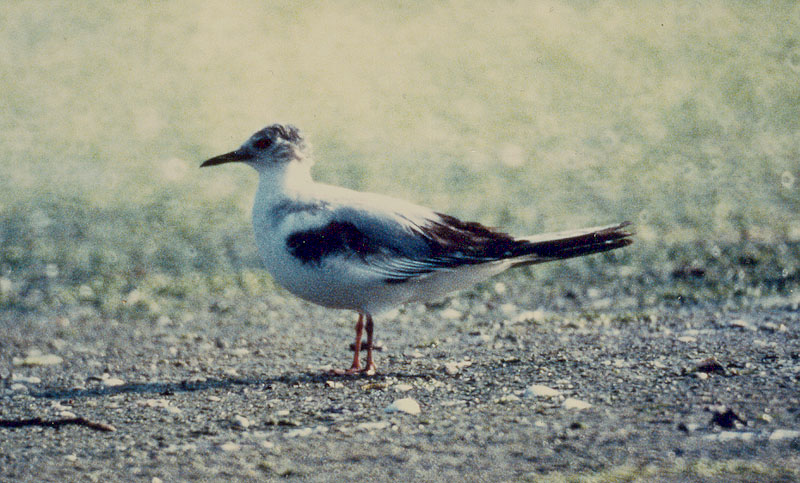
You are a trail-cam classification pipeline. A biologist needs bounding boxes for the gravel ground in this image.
[2,272,800,482]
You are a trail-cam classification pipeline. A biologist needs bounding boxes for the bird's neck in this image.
[254,161,314,206]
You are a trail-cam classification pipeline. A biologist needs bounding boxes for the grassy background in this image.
[2,1,799,314]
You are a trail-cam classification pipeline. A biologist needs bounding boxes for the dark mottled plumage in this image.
[286,220,381,264]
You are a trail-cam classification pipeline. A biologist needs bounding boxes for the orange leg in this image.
[363,313,376,374]
[345,313,365,374]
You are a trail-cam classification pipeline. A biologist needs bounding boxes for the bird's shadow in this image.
[28,370,433,400]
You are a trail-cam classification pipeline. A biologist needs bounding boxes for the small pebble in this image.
[440,308,462,320]
[443,360,472,375]
[394,383,413,392]
[13,352,63,367]
[729,319,756,331]
[385,397,421,415]
[563,398,592,410]
[769,429,800,441]
[512,310,546,323]
[219,442,240,452]
[524,385,561,398]
[11,375,41,384]
[444,362,460,375]
[678,422,700,433]
[703,431,754,442]
[232,415,252,429]
[164,405,183,415]
[102,376,125,387]
[0,277,13,295]
[497,394,521,404]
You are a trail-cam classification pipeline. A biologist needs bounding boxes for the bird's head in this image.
[201,124,309,171]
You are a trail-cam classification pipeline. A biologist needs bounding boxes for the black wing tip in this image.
[592,221,635,245]
[513,220,634,265]
[601,221,634,235]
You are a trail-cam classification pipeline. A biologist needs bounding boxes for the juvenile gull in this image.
[201,124,633,374]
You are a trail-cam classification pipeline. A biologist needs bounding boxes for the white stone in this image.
[232,415,252,429]
[0,277,13,295]
[524,385,561,398]
[11,375,41,384]
[285,427,313,438]
[497,394,521,403]
[769,429,800,441]
[219,442,240,452]
[13,353,63,366]
[385,397,421,415]
[164,405,182,415]
[563,398,592,410]
[102,376,125,387]
[441,308,462,320]
[729,319,756,331]
[704,432,754,442]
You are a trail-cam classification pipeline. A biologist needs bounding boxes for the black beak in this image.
[200,149,253,167]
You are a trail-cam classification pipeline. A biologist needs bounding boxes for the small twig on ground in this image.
[0,416,116,432]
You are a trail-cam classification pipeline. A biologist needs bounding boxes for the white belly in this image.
[255,227,510,314]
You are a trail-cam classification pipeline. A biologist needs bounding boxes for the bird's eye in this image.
[254,137,273,149]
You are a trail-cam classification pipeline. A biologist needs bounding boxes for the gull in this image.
[201,124,633,375]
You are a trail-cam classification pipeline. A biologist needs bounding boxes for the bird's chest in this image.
[251,203,352,307]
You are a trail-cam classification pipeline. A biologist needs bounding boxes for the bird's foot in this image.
[327,363,377,377]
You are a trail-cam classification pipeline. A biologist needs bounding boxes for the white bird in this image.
[201,124,633,375]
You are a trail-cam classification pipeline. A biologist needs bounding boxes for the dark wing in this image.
[285,203,532,282]
[282,186,633,283]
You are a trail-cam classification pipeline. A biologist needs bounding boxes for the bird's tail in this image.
[512,221,633,267]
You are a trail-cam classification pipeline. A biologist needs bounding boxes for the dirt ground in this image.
[1,263,799,483]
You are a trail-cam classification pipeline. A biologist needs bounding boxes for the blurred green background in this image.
[2,1,799,314]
